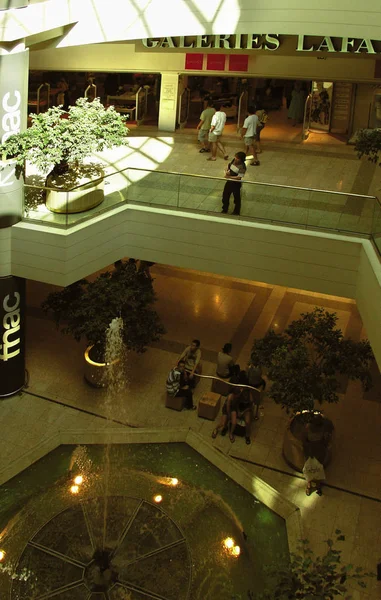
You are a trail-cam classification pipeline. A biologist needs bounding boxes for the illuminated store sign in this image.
[142,34,381,54]
[0,276,25,397]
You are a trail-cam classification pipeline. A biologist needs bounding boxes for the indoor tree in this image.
[0,97,129,181]
[354,128,381,166]
[250,307,373,413]
[249,531,374,600]
[41,261,165,360]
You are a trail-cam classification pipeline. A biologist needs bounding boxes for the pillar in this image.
[0,43,29,397]
[158,72,179,132]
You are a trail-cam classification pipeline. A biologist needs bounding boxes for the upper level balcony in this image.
[7,131,381,364]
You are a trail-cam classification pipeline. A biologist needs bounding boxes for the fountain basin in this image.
[0,437,291,599]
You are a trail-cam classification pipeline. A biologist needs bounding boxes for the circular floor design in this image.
[11,495,192,600]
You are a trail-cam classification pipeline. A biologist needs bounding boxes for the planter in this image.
[282,412,334,472]
[84,345,120,388]
[46,165,105,214]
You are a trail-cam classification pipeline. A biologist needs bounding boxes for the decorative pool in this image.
[0,442,288,599]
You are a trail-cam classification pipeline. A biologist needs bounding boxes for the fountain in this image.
[0,319,289,599]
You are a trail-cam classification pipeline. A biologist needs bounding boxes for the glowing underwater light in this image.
[153,495,163,503]
[223,537,234,549]
[74,475,83,485]
[70,485,79,495]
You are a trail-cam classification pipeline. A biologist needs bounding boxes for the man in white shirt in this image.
[241,106,260,166]
[207,104,229,161]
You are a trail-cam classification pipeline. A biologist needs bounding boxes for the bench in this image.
[198,392,221,421]
[165,393,185,411]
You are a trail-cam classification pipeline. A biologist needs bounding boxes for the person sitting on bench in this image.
[166,360,195,410]
[177,339,202,387]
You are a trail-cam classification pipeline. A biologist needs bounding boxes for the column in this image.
[158,72,179,132]
[0,43,29,397]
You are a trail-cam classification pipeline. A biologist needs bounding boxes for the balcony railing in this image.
[23,166,381,255]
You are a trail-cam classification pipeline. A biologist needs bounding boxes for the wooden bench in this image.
[165,393,185,411]
[198,392,221,421]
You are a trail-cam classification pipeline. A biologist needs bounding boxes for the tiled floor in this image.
[24,124,381,242]
[1,265,380,597]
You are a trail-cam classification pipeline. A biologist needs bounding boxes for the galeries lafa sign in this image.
[142,34,381,54]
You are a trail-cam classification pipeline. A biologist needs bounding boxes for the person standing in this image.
[255,105,268,154]
[197,100,215,153]
[221,152,246,215]
[288,82,305,126]
[207,104,229,161]
[241,106,260,166]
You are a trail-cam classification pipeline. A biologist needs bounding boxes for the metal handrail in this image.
[185,369,262,393]
[25,163,376,199]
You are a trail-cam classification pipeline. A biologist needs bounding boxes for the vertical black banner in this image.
[0,276,25,397]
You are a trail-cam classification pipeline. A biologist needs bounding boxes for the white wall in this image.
[3,0,381,45]
[11,206,381,364]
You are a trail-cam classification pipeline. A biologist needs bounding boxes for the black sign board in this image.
[0,276,25,397]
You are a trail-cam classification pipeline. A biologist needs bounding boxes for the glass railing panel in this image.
[305,190,374,234]
[21,166,379,256]
[372,198,381,255]
[242,181,310,225]
[24,183,70,227]
[178,173,223,212]
[126,168,180,208]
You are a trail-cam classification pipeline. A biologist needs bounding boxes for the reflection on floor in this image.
[1,265,380,598]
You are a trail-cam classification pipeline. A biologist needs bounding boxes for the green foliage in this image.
[41,262,165,353]
[354,128,381,165]
[251,532,374,600]
[251,307,373,412]
[0,97,129,174]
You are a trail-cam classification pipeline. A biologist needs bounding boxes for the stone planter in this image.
[46,165,104,214]
[282,412,334,472]
[84,345,119,388]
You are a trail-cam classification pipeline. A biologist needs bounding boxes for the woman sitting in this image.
[212,387,242,443]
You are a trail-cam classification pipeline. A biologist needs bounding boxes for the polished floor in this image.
[1,264,380,599]
[24,115,381,247]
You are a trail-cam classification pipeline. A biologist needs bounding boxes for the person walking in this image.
[197,99,215,153]
[302,449,325,496]
[221,152,246,215]
[207,104,229,161]
[241,106,260,166]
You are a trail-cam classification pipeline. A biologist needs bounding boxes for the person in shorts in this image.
[207,104,228,161]
[241,106,260,166]
[197,99,215,153]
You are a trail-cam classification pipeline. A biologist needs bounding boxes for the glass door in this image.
[302,93,312,140]
[237,89,248,132]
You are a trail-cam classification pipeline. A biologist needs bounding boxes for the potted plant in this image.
[354,128,381,165]
[250,307,373,470]
[249,531,374,599]
[41,261,165,387]
[0,97,129,214]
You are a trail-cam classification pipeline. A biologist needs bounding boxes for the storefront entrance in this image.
[182,75,355,145]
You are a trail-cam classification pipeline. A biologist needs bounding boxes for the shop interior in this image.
[27,71,161,125]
